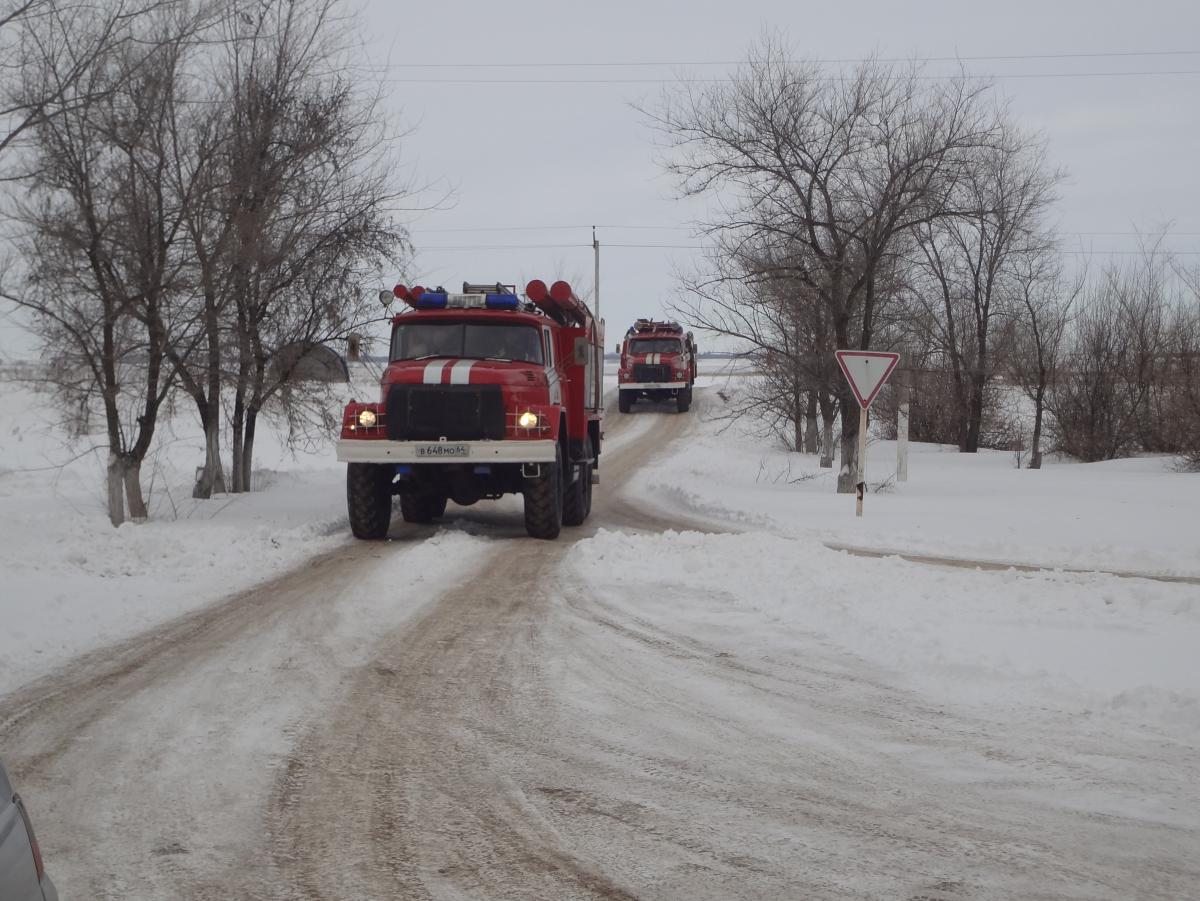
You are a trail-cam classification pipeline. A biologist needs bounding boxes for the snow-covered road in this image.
[2,390,1197,899]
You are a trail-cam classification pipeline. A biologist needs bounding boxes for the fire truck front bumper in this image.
[620,381,689,391]
[337,438,558,464]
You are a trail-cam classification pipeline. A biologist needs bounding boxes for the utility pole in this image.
[592,225,600,323]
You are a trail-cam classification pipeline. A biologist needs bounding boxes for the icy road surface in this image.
[2,392,1197,899]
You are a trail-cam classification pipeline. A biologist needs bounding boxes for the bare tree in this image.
[1048,248,1173,462]
[1172,265,1200,470]
[645,36,1003,491]
[0,0,166,160]
[913,124,1062,452]
[212,0,408,491]
[673,245,842,463]
[1011,251,1079,468]
[6,7,201,524]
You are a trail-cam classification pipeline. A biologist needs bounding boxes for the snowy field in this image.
[577,377,1200,774]
[628,377,1200,579]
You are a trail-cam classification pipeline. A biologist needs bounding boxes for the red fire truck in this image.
[617,319,697,413]
[337,279,604,540]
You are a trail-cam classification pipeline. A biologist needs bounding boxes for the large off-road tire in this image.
[523,444,563,539]
[400,492,447,524]
[676,386,692,413]
[346,463,393,540]
[562,437,593,527]
[618,390,633,413]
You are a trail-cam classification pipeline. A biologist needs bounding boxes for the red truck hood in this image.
[381,359,546,395]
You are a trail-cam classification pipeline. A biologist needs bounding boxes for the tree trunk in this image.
[124,458,148,522]
[231,385,246,493]
[790,375,804,453]
[1029,383,1045,469]
[818,391,836,468]
[964,370,986,453]
[837,388,858,492]
[230,316,253,492]
[192,404,226,499]
[804,391,819,454]
[106,451,125,527]
[240,406,258,491]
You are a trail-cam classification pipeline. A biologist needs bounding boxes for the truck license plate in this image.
[415,443,470,458]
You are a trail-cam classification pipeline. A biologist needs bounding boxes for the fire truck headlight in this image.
[357,409,378,428]
[517,410,539,429]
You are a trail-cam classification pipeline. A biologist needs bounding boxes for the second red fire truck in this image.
[617,319,697,413]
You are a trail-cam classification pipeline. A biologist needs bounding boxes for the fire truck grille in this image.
[633,363,672,382]
[385,385,506,441]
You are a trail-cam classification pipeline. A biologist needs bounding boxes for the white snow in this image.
[570,529,1200,744]
[2,360,1198,896]
[0,371,368,694]
[624,381,1200,579]
[4,364,1199,760]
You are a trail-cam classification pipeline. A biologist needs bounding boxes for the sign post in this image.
[834,350,901,517]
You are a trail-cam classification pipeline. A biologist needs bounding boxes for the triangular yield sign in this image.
[835,350,900,409]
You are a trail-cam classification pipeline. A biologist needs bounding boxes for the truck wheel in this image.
[400,492,447,524]
[523,445,563,539]
[347,463,393,539]
[676,387,692,413]
[618,390,632,413]
[562,438,593,527]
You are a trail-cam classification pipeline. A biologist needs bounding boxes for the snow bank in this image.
[627,384,1200,578]
[572,529,1200,739]
[0,372,378,696]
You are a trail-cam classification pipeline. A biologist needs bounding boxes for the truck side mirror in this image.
[378,289,393,309]
[614,344,620,355]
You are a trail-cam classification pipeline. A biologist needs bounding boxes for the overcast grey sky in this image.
[1,1,1196,358]
[359,0,1200,348]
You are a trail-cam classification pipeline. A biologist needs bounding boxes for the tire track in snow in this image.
[262,399,694,900]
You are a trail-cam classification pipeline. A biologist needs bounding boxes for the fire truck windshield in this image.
[630,338,681,355]
[391,321,544,364]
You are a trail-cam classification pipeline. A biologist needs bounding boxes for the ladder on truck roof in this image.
[462,282,517,295]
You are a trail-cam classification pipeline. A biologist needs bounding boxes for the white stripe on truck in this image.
[449,360,475,385]
[423,360,448,384]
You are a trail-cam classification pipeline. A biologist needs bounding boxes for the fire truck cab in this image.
[337,279,604,540]
[617,319,697,413]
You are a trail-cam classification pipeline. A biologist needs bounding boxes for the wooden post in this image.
[897,383,909,482]
[855,406,867,517]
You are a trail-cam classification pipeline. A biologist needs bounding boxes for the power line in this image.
[384,70,1200,85]
[418,243,695,251]
[409,224,689,234]
[416,242,1200,255]
[378,49,1200,69]
[411,224,1200,239]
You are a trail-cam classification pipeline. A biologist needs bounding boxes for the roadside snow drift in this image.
[571,529,1200,740]
[628,385,1200,579]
